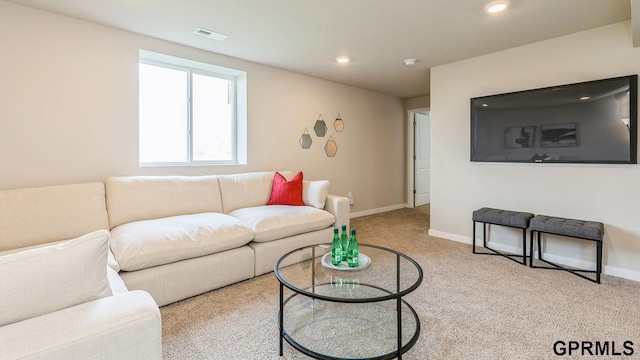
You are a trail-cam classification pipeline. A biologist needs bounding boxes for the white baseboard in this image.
[350,204,406,219]
[428,229,470,244]
[428,229,640,283]
[604,265,640,282]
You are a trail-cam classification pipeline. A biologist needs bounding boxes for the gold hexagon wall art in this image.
[313,115,328,137]
[325,136,338,157]
[334,113,344,132]
[299,128,312,149]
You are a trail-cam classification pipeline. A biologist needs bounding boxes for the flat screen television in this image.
[470,75,637,164]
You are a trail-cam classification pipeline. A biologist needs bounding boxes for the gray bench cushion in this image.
[472,207,534,229]
[530,215,604,241]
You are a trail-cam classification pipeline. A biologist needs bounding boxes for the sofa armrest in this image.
[325,194,350,230]
[0,290,161,360]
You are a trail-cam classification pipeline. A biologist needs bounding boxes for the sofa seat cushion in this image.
[229,205,335,243]
[110,213,255,271]
[107,267,129,294]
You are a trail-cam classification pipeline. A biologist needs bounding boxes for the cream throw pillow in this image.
[0,230,112,327]
[302,180,330,209]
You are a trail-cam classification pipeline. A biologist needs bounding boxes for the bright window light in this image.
[139,64,189,163]
[138,51,246,166]
[192,73,234,161]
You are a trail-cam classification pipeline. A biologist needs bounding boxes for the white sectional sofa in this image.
[0,171,348,359]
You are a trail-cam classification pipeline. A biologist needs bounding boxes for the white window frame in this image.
[138,50,247,166]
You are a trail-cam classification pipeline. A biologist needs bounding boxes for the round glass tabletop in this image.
[275,243,423,303]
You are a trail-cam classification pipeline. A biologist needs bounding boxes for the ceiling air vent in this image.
[194,27,228,41]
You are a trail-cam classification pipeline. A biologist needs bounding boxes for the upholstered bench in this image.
[529,215,604,283]
[472,207,534,266]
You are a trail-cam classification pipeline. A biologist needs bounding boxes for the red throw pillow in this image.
[267,171,304,206]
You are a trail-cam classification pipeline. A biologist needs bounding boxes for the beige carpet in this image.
[161,206,640,359]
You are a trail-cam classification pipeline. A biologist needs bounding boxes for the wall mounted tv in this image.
[470,75,637,164]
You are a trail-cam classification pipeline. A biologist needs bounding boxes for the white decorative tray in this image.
[321,252,371,271]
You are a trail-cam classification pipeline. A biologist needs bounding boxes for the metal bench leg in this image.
[529,230,535,268]
[596,240,602,284]
[537,231,543,262]
[521,228,527,266]
[483,222,487,247]
[472,221,477,253]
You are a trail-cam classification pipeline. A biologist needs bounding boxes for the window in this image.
[138,50,247,166]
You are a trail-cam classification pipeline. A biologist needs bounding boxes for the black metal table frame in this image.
[274,244,424,360]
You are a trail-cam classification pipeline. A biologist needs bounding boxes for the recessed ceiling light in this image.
[404,58,416,66]
[484,0,510,14]
[336,56,350,64]
[194,27,228,41]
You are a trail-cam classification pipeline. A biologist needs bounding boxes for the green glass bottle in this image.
[340,225,349,258]
[347,228,359,268]
[331,228,342,266]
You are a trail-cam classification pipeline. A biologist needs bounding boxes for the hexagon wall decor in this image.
[314,115,328,137]
[325,136,338,157]
[334,113,344,132]
[299,128,312,149]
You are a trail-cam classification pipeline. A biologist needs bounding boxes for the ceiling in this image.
[7,0,637,98]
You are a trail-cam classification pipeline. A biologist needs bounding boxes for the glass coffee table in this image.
[274,243,423,360]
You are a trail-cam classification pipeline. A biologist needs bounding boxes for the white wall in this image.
[0,1,406,215]
[430,21,640,281]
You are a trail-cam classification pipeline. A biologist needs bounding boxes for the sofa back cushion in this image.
[218,171,292,213]
[0,230,112,327]
[105,175,223,228]
[0,183,109,251]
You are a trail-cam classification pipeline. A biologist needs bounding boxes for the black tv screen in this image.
[470,75,637,164]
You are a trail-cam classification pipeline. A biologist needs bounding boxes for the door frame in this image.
[406,107,430,208]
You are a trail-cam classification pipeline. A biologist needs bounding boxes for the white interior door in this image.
[414,112,430,206]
